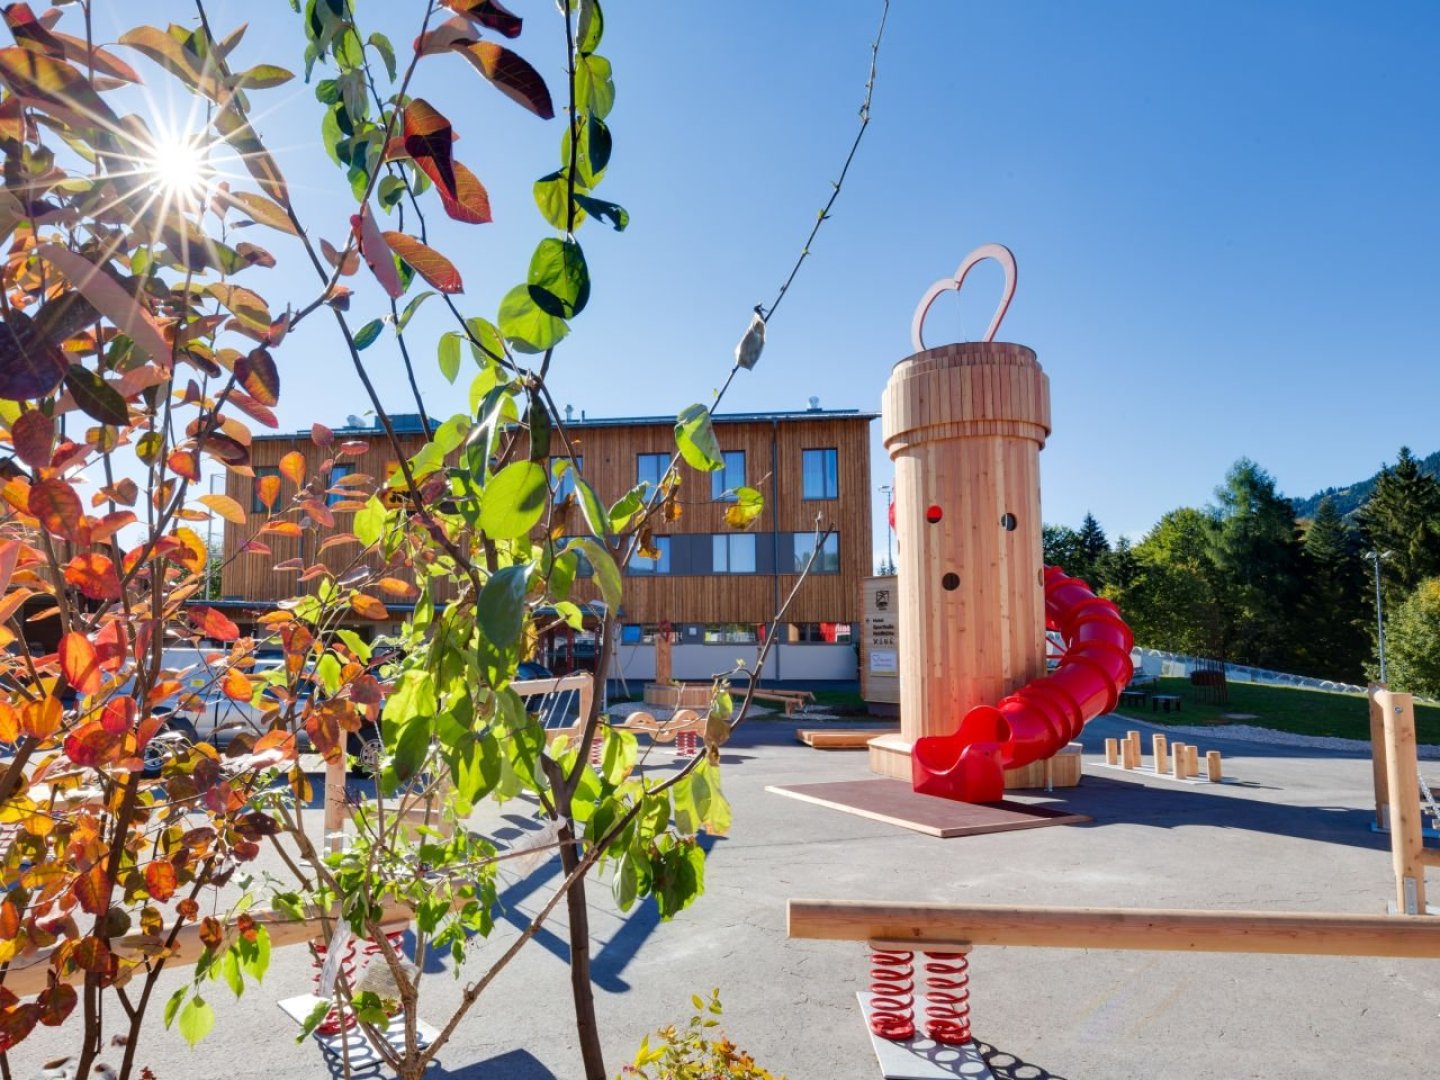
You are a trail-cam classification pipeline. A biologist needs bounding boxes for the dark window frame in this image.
[801,448,839,500]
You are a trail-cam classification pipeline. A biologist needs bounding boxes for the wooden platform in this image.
[765,779,1089,838]
[797,727,898,749]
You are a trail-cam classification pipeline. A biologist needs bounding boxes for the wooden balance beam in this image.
[787,899,1440,958]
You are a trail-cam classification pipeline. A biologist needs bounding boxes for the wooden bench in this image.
[1151,694,1182,714]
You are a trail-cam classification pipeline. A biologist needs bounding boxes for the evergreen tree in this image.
[1294,496,1370,681]
[1099,535,1139,593]
[1355,446,1440,609]
[1073,512,1111,587]
[1208,458,1305,668]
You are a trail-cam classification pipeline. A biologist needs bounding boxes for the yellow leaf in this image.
[279,450,306,486]
[198,492,246,525]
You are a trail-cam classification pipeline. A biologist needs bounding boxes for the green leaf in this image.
[675,404,723,472]
[353,318,383,350]
[64,365,129,426]
[600,726,637,785]
[533,169,580,231]
[164,986,187,1028]
[671,775,700,836]
[572,193,628,231]
[570,538,620,609]
[612,849,637,912]
[295,998,331,1043]
[575,477,610,538]
[221,949,244,998]
[478,564,529,647]
[397,290,435,333]
[177,994,215,1046]
[383,670,437,728]
[354,495,387,548]
[337,629,372,663]
[723,486,765,529]
[608,487,645,532]
[438,331,462,383]
[479,461,547,539]
[554,599,584,630]
[390,713,432,786]
[498,283,568,354]
[378,173,406,209]
[368,32,397,81]
[575,53,614,118]
[316,651,341,695]
[529,398,551,461]
[577,0,604,54]
[526,238,589,319]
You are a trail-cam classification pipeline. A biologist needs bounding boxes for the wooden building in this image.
[215,407,874,678]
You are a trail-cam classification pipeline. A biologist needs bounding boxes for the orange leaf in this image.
[253,729,296,760]
[376,577,419,599]
[199,915,223,951]
[256,473,281,511]
[64,552,121,601]
[402,99,492,224]
[20,695,62,739]
[10,409,54,468]
[0,701,17,742]
[34,244,170,363]
[350,594,389,620]
[73,863,110,916]
[199,492,246,525]
[381,231,464,294]
[235,346,279,406]
[0,898,17,940]
[260,520,302,537]
[0,587,32,625]
[100,696,135,735]
[172,526,208,573]
[27,477,82,539]
[59,631,100,695]
[454,41,553,119]
[144,860,177,903]
[222,668,252,701]
[167,448,200,482]
[352,202,402,298]
[190,606,239,642]
[279,450,306,486]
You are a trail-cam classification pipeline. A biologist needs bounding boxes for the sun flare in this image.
[145,133,213,200]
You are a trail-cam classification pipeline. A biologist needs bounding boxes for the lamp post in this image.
[1367,549,1389,683]
[879,484,894,574]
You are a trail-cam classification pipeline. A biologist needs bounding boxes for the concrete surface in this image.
[11,712,1440,1079]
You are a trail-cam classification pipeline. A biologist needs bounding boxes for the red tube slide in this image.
[912,566,1134,803]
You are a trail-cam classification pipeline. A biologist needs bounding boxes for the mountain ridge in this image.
[1291,448,1440,519]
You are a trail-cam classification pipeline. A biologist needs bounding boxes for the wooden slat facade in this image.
[219,411,874,628]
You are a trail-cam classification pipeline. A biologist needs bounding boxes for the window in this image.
[802,448,839,500]
[252,466,279,513]
[792,532,840,574]
[702,623,759,645]
[327,462,355,506]
[787,622,855,643]
[630,536,671,575]
[637,452,668,494]
[712,533,756,574]
[711,450,745,501]
[553,456,583,501]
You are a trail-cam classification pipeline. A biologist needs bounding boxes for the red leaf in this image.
[60,631,101,694]
[312,422,334,447]
[227,389,279,429]
[63,721,119,767]
[442,0,522,38]
[100,696,135,735]
[94,619,128,672]
[402,100,492,224]
[27,477,83,539]
[144,860,177,902]
[352,203,402,298]
[10,408,54,468]
[1,5,64,59]
[199,915,223,951]
[381,231,464,294]
[190,606,240,642]
[0,1003,39,1051]
[454,41,553,119]
[34,244,170,363]
[74,863,110,916]
[64,552,121,601]
[37,979,77,1028]
[167,448,200,481]
[0,899,16,939]
[235,346,279,406]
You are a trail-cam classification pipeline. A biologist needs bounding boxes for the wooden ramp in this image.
[796,727,897,749]
[766,778,1088,838]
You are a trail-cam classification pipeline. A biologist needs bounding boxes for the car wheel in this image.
[142,716,199,777]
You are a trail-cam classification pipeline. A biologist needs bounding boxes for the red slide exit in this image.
[912,566,1134,803]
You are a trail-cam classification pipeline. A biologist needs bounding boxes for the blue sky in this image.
[96,1,1440,564]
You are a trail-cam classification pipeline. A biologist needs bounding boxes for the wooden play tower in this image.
[868,245,1054,783]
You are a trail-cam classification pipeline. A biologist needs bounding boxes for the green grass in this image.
[1114,677,1440,745]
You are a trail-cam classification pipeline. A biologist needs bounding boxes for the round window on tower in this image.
[941,572,960,592]
[1000,512,1017,531]
[926,505,943,524]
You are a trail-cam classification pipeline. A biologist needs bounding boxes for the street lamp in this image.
[1367,549,1390,683]
[879,484,894,574]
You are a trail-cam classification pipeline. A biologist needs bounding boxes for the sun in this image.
[145,133,214,201]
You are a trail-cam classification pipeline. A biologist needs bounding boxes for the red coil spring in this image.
[867,946,915,1041]
[922,952,971,1045]
[310,938,359,1035]
[675,730,698,757]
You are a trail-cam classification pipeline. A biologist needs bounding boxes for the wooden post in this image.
[1206,750,1222,783]
[1105,737,1118,766]
[1127,730,1141,763]
[655,627,672,686]
[1185,744,1200,778]
[1171,744,1187,780]
[1152,733,1168,774]
[1369,683,1390,831]
[1379,690,1427,914]
[324,754,346,855]
[1120,737,1134,769]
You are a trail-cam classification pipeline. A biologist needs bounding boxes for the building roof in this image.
[251,407,876,441]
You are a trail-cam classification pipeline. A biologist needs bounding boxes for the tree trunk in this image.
[559,825,605,1080]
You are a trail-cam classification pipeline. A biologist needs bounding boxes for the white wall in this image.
[609,642,855,686]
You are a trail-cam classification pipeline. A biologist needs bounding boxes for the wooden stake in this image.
[1105,738,1119,765]
[1379,690,1428,914]
[1171,744,1187,779]
[1152,733,1168,774]
[1206,750,1222,783]
[1185,744,1200,778]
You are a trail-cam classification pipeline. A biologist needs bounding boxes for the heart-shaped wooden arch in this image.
[909,242,1018,353]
